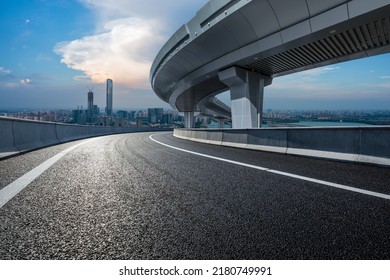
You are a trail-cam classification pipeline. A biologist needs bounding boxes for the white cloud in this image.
[20,78,31,85]
[55,17,165,88]
[54,0,208,89]
[79,0,205,24]
[380,76,390,79]
[377,82,390,89]
[271,67,339,90]
[73,75,92,81]
[0,67,11,74]
[296,66,340,79]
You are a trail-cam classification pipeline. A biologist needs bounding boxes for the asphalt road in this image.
[0,132,389,260]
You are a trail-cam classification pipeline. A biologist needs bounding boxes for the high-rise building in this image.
[87,90,94,123]
[148,108,163,124]
[106,79,113,116]
[73,109,86,125]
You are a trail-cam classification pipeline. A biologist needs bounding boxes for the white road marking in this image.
[0,139,96,208]
[149,134,390,201]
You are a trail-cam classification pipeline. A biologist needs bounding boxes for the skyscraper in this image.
[87,90,94,123]
[106,79,113,116]
[88,90,93,109]
[148,108,163,124]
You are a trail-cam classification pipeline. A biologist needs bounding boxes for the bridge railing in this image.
[174,126,390,167]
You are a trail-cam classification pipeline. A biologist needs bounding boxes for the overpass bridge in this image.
[150,0,390,128]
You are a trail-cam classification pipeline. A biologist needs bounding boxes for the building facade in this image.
[148,108,163,124]
[106,79,113,116]
[87,90,94,123]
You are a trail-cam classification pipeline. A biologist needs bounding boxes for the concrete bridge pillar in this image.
[184,111,194,128]
[215,117,225,128]
[218,67,271,129]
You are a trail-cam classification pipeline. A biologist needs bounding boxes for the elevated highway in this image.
[150,0,390,128]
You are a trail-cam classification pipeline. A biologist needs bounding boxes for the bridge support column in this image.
[219,67,270,129]
[215,117,225,128]
[184,111,194,128]
[218,119,224,129]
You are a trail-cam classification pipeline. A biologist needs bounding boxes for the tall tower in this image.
[106,79,113,116]
[87,90,94,123]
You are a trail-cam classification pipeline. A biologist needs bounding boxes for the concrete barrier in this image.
[0,118,17,157]
[174,126,390,167]
[56,123,106,143]
[222,130,248,148]
[13,119,58,152]
[247,129,288,154]
[0,117,172,159]
[359,127,390,166]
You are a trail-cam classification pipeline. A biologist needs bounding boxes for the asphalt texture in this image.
[0,132,389,260]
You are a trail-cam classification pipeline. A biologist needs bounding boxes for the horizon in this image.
[1,107,390,114]
[1,0,390,111]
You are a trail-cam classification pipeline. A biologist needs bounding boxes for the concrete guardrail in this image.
[174,127,390,167]
[0,117,172,159]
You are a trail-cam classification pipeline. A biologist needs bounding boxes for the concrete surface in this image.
[174,126,390,166]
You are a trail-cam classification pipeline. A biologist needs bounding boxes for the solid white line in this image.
[149,134,390,201]
[0,139,96,208]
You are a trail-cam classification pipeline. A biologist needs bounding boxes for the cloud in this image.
[0,67,11,74]
[376,82,390,89]
[0,67,23,89]
[55,17,165,88]
[270,66,341,91]
[293,66,341,82]
[79,0,206,24]
[54,0,208,89]
[20,78,31,85]
[374,76,390,88]
[0,67,16,86]
[300,66,340,76]
[73,75,92,82]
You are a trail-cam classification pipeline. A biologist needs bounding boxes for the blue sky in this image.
[0,0,389,111]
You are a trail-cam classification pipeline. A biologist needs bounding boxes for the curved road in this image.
[1,132,389,259]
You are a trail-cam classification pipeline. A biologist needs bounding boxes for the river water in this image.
[290,121,371,127]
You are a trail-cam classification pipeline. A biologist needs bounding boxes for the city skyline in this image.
[0,0,390,111]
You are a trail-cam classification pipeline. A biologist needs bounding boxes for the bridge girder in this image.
[151,0,390,127]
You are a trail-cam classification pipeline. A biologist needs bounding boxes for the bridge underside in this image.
[151,0,390,128]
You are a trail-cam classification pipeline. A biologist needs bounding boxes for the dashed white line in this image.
[149,134,390,201]
[0,139,96,208]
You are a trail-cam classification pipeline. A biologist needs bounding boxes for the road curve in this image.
[1,132,389,259]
